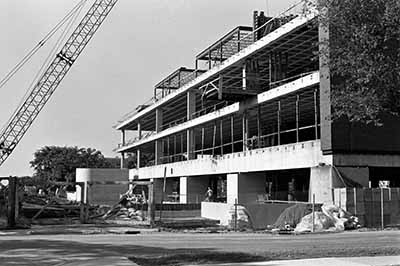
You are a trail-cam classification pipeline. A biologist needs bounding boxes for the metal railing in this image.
[237,0,315,55]
[161,116,188,131]
[116,130,156,150]
[192,101,229,119]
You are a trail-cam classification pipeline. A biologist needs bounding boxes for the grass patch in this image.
[130,251,266,266]
[129,246,400,266]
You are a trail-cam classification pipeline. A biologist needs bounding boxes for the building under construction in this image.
[114,2,400,218]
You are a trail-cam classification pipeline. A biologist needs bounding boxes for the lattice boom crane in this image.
[0,0,119,167]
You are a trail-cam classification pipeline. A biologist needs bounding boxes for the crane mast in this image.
[0,0,118,167]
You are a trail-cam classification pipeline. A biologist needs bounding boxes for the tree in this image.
[30,146,112,184]
[318,0,400,124]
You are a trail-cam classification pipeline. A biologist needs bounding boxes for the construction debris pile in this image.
[90,194,147,224]
[273,203,361,233]
[23,194,81,219]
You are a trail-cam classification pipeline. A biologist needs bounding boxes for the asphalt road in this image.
[0,230,399,265]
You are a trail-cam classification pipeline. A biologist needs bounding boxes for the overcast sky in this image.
[0,0,296,176]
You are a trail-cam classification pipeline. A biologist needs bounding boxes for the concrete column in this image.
[242,112,249,151]
[227,173,239,204]
[137,122,142,169]
[242,63,247,90]
[187,129,195,160]
[137,121,142,139]
[309,165,334,204]
[150,178,164,204]
[187,90,196,121]
[136,149,141,169]
[120,153,125,169]
[187,91,196,160]
[227,173,266,204]
[155,108,163,165]
[179,177,188,203]
[120,130,126,169]
[318,12,332,153]
[310,164,369,205]
[179,176,209,203]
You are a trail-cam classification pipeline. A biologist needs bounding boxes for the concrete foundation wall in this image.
[76,168,129,206]
[201,201,296,229]
[201,202,233,225]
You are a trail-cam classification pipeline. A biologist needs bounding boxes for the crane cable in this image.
[0,0,88,135]
[0,0,88,90]
[27,0,87,94]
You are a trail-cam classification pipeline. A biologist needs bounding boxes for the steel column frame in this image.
[174,134,177,161]
[314,89,318,139]
[180,133,184,155]
[201,127,205,155]
[121,129,126,169]
[242,63,247,90]
[136,149,140,169]
[212,122,217,155]
[277,100,281,145]
[0,0,119,167]
[296,94,300,142]
[220,119,223,155]
[231,115,234,152]
[167,136,171,163]
[257,106,261,148]
[242,112,248,151]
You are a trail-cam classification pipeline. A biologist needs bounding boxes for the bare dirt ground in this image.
[0,230,398,266]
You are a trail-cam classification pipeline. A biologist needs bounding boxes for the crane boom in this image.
[0,0,118,167]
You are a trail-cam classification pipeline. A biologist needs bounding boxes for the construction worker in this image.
[205,187,213,202]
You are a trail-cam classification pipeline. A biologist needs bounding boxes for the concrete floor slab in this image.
[56,257,138,266]
[197,256,400,266]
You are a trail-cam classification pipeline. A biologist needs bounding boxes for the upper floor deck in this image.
[115,1,318,135]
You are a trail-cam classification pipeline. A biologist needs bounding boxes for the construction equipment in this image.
[0,0,119,167]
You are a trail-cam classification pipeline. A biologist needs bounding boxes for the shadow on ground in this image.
[0,239,265,266]
[0,235,399,266]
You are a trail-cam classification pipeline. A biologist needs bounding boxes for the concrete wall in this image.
[201,202,233,225]
[76,168,129,205]
[201,201,296,229]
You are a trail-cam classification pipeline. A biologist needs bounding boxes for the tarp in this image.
[294,204,359,233]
